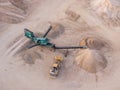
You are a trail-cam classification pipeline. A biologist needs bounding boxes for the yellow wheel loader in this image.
[49,56,63,78]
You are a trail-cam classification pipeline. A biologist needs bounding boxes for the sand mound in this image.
[91,0,120,25]
[75,49,107,73]
[80,37,110,50]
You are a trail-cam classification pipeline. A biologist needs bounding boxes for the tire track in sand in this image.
[3,37,28,57]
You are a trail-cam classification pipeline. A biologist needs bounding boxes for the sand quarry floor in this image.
[0,0,120,90]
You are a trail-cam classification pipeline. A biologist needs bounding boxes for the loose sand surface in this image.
[0,0,120,90]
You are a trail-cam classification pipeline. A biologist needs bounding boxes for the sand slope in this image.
[0,0,120,90]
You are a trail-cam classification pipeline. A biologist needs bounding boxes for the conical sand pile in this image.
[76,37,109,73]
[76,49,107,73]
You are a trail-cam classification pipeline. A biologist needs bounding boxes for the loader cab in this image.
[50,63,59,77]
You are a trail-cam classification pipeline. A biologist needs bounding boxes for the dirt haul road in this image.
[0,0,120,90]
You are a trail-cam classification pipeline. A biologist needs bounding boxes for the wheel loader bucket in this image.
[54,56,63,61]
[53,63,58,67]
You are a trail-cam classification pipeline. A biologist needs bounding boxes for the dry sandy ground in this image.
[0,0,120,90]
